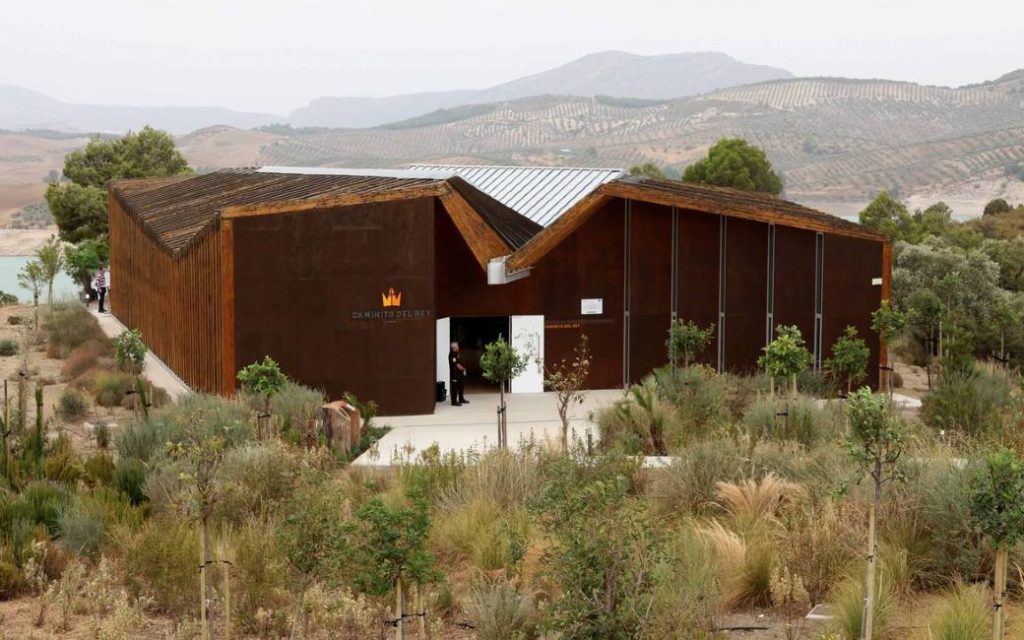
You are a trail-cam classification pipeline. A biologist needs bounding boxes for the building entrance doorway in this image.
[451,316,509,392]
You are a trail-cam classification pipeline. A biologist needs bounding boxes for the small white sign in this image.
[871,277,883,286]
[581,298,603,315]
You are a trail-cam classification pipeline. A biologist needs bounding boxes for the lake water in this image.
[0,256,80,304]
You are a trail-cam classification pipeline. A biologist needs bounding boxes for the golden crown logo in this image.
[381,287,402,308]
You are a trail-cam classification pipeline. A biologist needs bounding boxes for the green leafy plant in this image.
[237,356,287,440]
[56,388,88,421]
[667,319,715,368]
[683,138,783,194]
[0,339,17,357]
[871,302,907,395]
[17,259,44,325]
[846,388,906,640]
[479,336,528,450]
[113,328,147,375]
[826,326,870,395]
[36,235,64,306]
[758,325,812,395]
[544,333,591,451]
[969,448,1024,639]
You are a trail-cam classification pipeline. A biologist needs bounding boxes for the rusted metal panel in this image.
[628,200,673,382]
[676,209,721,367]
[723,217,770,373]
[822,234,884,389]
[773,225,817,352]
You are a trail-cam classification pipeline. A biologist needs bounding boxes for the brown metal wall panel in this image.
[724,217,770,373]
[822,235,884,389]
[108,194,222,393]
[628,200,672,382]
[772,225,817,346]
[232,197,436,415]
[676,209,721,367]
[435,200,535,318]
[534,200,625,389]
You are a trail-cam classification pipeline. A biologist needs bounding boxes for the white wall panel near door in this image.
[510,315,544,393]
[436,317,451,388]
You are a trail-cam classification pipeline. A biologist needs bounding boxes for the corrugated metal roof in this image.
[409,164,625,227]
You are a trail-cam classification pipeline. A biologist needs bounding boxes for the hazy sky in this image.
[5,0,1022,114]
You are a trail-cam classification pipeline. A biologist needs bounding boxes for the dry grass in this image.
[714,473,806,533]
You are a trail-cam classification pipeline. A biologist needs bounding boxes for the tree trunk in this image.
[224,562,232,640]
[498,387,507,450]
[416,584,426,639]
[395,579,405,640]
[200,512,213,640]
[993,549,1008,640]
[790,374,798,397]
[769,377,775,397]
[861,464,882,640]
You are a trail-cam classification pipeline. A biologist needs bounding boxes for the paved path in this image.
[90,310,191,400]
[354,388,623,466]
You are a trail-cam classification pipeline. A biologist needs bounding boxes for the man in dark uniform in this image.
[448,341,469,406]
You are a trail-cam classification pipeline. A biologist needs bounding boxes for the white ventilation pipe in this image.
[487,256,531,285]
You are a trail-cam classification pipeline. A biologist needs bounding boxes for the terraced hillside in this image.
[255,75,1024,205]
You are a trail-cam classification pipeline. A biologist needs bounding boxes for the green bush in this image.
[56,388,88,420]
[215,441,300,524]
[94,421,110,449]
[921,367,1015,437]
[466,577,537,640]
[0,557,26,598]
[83,452,115,487]
[4,480,71,535]
[41,302,106,358]
[646,525,720,637]
[0,339,17,357]
[742,394,837,446]
[926,582,989,640]
[654,365,732,442]
[123,516,197,618]
[93,371,134,407]
[43,449,84,485]
[596,376,677,454]
[113,459,148,506]
[58,488,142,559]
[650,439,746,516]
[229,518,292,633]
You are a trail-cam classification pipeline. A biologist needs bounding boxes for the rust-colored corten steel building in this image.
[108,166,891,415]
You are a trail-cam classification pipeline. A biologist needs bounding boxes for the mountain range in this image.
[1,51,792,133]
[1,55,1022,225]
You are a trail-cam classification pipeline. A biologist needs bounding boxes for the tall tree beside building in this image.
[46,127,192,243]
[682,138,783,195]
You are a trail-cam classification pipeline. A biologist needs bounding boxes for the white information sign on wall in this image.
[580,298,603,315]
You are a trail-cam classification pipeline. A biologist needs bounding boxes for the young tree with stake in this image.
[871,302,906,396]
[17,260,45,327]
[666,319,714,368]
[237,356,287,440]
[846,388,906,640]
[758,325,811,396]
[114,328,149,417]
[826,326,870,395]
[544,333,591,451]
[479,336,528,450]
[167,408,248,640]
[35,236,64,307]
[969,448,1024,640]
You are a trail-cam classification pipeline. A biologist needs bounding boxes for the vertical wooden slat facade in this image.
[108,194,223,393]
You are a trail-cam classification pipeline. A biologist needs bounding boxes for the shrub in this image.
[437,449,540,512]
[229,518,291,633]
[7,314,24,325]
[43,448,84,485]
[466,577,537,640]
[113,459,148,506]
[93,371,134,407]
[60,339,111,381]
[83,452,115,487]
[215,441,301,524]
[597,376,677,454]
[647,525,720,637]
[831,564,899,640]
[42,302,106,358]
[265,381,323,442]
[926,582,989,640]
[4,480,70,535]
[0,557,26,598]
[56,388,88,420]
[654,365,732,441]
[122,516,197,618]
[94,421,110,448]
[58,489,141,559]
[432,499,529,572]
[742,394,837,447]
[0,339,17,357]
[113,328,147,374]
[650,439,746,516]
[921,368,1015,437]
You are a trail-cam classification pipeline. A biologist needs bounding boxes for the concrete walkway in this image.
[354,388,624,466]
[90,310,191,400]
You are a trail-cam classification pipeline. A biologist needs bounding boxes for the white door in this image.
[510,315,544,393]
[436,317,451,391]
